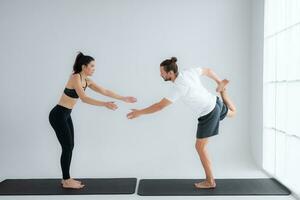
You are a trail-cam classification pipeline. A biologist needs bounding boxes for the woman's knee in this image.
[62,143,74,153]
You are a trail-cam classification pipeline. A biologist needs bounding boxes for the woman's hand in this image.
[122,96,137,103]
[104,101,118,110]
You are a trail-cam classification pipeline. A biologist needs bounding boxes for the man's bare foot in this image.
[62,179,85,189]
[216,79,229,92]
[194,180,216,189]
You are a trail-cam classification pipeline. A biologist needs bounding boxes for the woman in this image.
[49,52,136,189]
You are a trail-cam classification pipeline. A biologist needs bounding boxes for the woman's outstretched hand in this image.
[122,96,137,103]
[104,101,118,110]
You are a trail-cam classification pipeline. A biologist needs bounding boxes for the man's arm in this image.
[127,98,172,119]
[201,68,228,92]
[201,68,222,84]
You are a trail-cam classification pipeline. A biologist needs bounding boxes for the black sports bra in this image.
[64,74,88,99]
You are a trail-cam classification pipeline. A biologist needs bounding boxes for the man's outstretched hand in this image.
[127,109,141,119]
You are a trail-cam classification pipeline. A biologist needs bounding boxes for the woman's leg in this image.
[62,116,83,186]
[61,116,74,180]
[194,138,216,188]
[49,109,83,189]
[57,121,73,181]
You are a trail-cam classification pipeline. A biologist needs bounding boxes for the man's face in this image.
[160,67,172,81]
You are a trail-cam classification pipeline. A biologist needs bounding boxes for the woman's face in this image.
[83,60,96,76]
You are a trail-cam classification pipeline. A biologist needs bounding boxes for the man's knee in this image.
[195,139,207,150]
[227,108,236,118]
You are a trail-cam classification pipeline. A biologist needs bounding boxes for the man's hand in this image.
[126,98,172,119]
[216,79,229,92]
[127,109,141,119]
[122,96,137,103]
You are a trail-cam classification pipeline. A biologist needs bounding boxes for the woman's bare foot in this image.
[216,79,229,92]
[61,179,85,189]
[194,180,216,189]
[61,178,82,185]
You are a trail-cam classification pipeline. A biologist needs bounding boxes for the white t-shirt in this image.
[165,67,216,117]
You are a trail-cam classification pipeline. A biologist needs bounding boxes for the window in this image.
[263,0,300,195]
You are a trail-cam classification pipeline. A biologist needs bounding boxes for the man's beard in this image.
[163,77,171,81]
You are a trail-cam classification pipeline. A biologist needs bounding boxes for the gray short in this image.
[196,97,228,139]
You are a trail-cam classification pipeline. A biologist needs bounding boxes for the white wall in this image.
[250,0,264,167]
[0,0,255,180]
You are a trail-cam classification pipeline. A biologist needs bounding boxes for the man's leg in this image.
[194,138,216,189]
[219,80,236,117]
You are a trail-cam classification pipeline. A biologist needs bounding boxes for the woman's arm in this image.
[88,79,137,103]
[72,74,118,110]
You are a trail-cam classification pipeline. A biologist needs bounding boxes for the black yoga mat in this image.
[138,178,291,196]
[0,178,137,195]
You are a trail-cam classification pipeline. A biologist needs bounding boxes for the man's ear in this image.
[171,71,177,77]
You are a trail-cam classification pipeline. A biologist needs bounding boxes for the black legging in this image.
[49,104,74,180]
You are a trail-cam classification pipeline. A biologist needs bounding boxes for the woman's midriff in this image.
[57,94,78,109]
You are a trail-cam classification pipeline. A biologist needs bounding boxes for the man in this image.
[127,57,236,189]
